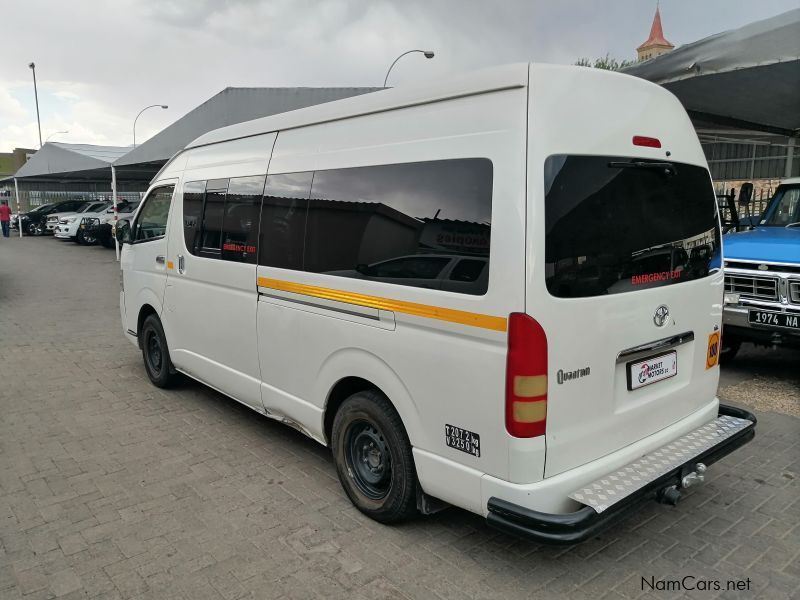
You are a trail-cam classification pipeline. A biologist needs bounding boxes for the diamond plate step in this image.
[569,415,751,513]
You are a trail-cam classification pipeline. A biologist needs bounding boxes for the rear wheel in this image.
[332,390,417,523]
[140,315,178,388]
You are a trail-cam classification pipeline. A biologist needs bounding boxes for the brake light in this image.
[632,135,662,148]
[505,313,548,438]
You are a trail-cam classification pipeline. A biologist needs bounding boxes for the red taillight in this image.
[505,313,548,438]
[632,135,662,148]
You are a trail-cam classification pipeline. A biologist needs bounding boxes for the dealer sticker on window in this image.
[627,351,678,391]
[445,424,480,457]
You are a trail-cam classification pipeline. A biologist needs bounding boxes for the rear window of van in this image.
[544,155,721,298]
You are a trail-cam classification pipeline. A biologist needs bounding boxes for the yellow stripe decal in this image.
[258,277,507,332]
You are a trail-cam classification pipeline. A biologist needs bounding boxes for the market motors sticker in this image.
[706,332,720,369]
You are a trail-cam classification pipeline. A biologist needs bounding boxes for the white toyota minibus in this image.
[119,63,755,543]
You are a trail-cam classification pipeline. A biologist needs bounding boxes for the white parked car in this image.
[54,201,113,244]
[46,200,108,233]
[118,63,756,544]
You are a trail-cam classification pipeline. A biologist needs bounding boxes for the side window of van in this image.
[221,175,265,264]
[199,179,229,258]
[183,180,205,253]
[258,172,313,270]
[304,159,493,295]
[183,176,265,263]
[132,185,174,243]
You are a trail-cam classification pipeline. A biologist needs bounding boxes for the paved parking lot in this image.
[1,236,798,600]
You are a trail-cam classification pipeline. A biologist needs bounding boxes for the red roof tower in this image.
[637,5,675,61]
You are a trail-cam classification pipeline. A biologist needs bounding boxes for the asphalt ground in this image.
[0,235,798,600]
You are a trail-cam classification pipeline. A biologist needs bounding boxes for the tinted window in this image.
[133,186,174,242]
[303,159,492,294]
[258,172,313,270]
[544,155,721,298]
[367,256,450,279]
[183,180,206,253]
[450,259,487,282]
[199,180,228,256]
[221,176,265,263]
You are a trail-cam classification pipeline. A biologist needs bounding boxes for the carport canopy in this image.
[12,142,135,182]
[623,8,800,136]
[112,86,383,179]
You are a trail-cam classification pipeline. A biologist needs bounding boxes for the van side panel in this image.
[162,134,276,412]
[256,88,528,498]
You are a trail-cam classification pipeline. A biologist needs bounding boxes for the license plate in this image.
[748,309,800,330]
[627,351,677,391]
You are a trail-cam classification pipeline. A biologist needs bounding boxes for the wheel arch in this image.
[318,349,422,449]
[136,303,159,348]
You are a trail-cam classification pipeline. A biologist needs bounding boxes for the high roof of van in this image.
[186,63,535,150]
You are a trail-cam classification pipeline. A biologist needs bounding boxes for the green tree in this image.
[574,54,636,71]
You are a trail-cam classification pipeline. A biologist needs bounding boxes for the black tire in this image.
[331,390,417,523]
[140,314,178,388]
[76,228,97,246]
[720,334,741,365]
[27,222,42,236]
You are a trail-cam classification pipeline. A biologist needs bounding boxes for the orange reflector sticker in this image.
[512,400,547,423]
[513,375,547,398]
[706,332,720,369]
[167,261,174,270]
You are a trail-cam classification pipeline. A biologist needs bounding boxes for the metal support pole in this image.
[14,178,23,238]
[785,137,796,179]
[112,166,120,261]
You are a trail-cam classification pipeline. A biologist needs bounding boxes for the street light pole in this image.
[133,104,168,147]
[383,50,435,87]
[28,62,43,148]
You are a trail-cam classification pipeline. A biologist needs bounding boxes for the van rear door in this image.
[526,65,724,478]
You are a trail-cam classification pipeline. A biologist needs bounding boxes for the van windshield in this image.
[544,155,720,298]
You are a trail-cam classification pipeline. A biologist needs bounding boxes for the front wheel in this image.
[140,315,178,388]
[332,390,417,523]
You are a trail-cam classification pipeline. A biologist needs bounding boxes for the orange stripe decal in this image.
[258,277,507,332]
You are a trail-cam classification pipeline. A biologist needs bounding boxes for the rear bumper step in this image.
[486,404,756,544]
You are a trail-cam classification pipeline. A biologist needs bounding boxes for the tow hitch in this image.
[656,462,707,506]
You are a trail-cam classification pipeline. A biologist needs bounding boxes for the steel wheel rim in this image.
[345,420,392,500]
[145,330,163,375]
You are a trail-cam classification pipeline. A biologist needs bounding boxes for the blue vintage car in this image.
[721,178,800,360]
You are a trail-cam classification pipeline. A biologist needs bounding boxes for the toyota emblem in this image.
[653,305,670,327]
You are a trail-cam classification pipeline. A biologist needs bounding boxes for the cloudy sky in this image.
[1,0,796,152]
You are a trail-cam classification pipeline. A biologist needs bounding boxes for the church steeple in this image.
[637,4,675,61]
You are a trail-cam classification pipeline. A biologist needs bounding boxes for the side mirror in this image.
[115,219,131,244]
